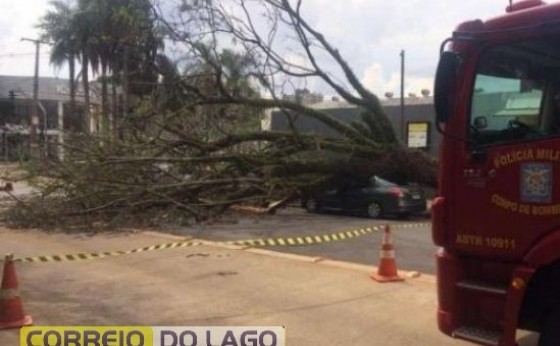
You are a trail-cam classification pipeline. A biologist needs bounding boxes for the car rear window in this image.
[372,176,398,187]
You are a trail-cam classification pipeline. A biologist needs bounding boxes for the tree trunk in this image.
[112,80,118,138]
[101,61,109,136]
[68,53,76,129]
[82,54,91,133]
[123,45,129,117]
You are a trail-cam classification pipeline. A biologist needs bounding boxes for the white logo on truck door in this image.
[520,162,552,203]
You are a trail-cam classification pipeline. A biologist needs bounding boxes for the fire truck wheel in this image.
[539,307,560,346]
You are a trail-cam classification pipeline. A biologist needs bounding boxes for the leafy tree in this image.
[19,0,436,228]
[41,0,163,136]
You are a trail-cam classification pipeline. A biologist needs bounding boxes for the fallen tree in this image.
[6,0,437,230]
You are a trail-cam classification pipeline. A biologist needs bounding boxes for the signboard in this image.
[407,122,429,148]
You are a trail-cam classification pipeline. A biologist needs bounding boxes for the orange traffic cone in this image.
[0,254,32,329]
[370,225,404,283]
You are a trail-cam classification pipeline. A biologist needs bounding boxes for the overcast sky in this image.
[0,0,557,98]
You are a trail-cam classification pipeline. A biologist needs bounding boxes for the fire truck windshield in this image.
[469,36,560,146]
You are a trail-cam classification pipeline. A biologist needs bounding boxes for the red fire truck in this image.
[433,1,560,345]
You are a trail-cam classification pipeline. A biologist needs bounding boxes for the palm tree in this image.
[38,1,78,121]
[71,0,105,134]
[106,0,163,131]
[40,0,102,134]
[71,5,101,134]
[77,0,162,136]
[41,0,164,136]
[219,49,257,99]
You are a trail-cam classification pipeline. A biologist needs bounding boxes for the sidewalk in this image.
[0,228,535,345]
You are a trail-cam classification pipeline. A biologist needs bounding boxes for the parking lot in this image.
[178,207,435,274]
[0,226,463,346]
[0,199,545,346]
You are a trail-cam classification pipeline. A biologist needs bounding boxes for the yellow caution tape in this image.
[1,222,429,264]
[224,222,429,247]
[9,240,202,264]
[226,226,381,247]
[394,222,430,229]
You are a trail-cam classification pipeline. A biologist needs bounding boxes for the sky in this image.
[0,0,557,99]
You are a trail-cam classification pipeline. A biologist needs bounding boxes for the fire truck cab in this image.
[433,1,560,345]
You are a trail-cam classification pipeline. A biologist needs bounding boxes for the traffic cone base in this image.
[0,314,32,330]
[370,272,404,283]
[0,255,33,329]
[370,225,404,283]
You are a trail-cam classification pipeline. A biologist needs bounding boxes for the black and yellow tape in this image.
[223,222,429,247]
[225,226,382,247]
[9,240,202,264]
[2,222,429,264]
[395,222,430,229]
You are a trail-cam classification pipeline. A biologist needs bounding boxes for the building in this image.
[262,93,439,156]
[0,75,104,160]
[282,88,324,105]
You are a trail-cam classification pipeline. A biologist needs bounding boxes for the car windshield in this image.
[372,176,397,187]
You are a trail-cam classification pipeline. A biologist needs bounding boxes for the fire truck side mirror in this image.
[434,51,460,123]
[473,116,488,129]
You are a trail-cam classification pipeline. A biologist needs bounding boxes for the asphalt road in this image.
[178,207,436,274]
[4,180,437,274]
[0,226,538,346]
[0,228,473,346]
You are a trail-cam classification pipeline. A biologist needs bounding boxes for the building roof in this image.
[307,96,434,110]
[0,75,101,104]
[381,96,434,107]
[308,100,356,109]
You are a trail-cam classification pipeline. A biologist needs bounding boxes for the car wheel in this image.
[366,202,382,219]
[305,199,320,213]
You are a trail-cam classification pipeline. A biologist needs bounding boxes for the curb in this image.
[143,231,437,284]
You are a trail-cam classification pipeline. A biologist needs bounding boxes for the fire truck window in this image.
[469,45,550,146]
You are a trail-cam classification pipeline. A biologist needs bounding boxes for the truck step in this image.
[457,279,508,295]
[452,325,502,346]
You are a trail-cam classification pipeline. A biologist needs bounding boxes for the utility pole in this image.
[21,38,46,159]
[400,49,406,144]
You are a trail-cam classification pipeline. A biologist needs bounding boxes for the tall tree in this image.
[20,0,436,226]
[74,0,163,136]
[107,0,163,135]
[74,0,110,134]
[38,1,78,121]
[72,2,101,133]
